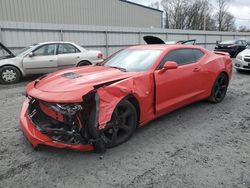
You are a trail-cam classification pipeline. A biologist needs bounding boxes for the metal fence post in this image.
[138,32,141,44]
[0,26,3,43]
[60,29,64,41]
[105,31,109,57]
[204,33,207,48]
[165,32,168,41]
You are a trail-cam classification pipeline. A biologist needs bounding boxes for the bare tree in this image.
[161,0,216,30]
[238,26,250,32]
[215,0,236,31]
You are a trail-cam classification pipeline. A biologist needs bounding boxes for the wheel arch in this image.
[0,64,23,77]
[220,71,229,80]
[123,94,141,124]
[77,60,91,66]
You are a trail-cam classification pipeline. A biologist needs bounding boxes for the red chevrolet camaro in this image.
[20,44,232,152]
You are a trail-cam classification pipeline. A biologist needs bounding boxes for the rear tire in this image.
[0,66,21,84]
[77,61,91,66]
[208,73,229,103]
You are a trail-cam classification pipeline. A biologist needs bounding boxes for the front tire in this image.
[0,66,21,84]
[102,100,137,148]
[208,73,229,103]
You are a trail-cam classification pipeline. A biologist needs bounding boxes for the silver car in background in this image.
[235,48,250,72]
[0,42,103,84]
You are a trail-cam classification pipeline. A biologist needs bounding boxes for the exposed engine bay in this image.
[27,93,106,152]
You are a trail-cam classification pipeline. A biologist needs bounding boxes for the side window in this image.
[161,49,196,66]
[241,40,247,46]
[235,40,242,45]
[33,44,56,56]
[57,44,80,54]
[192,49,204,61]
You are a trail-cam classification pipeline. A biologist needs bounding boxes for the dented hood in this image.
[33,66,136,93]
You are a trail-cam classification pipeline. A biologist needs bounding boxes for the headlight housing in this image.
[44,102,83,116]
[236,54,243,61]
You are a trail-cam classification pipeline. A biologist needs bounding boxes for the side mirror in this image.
[159,61,178,73]
[28,52,34,57]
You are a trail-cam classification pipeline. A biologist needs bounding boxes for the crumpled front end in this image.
[20,70,154,152]
[20,96,94,151]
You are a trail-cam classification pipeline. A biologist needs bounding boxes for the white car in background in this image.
[235,47,250,72]
[0,42,103,84]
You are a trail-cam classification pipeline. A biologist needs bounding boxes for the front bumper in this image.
[234,59,250,71]
[19,98,94,151]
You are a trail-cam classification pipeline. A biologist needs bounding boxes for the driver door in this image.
[154,48,206,116]
[23,44,58,74]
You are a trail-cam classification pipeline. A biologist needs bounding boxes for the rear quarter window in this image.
[162,48,204,66]
[192,49,205,61]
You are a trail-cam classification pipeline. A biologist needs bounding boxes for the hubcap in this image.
[2,69,17,82]
[214,75,228,101]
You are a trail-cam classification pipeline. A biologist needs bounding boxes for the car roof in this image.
[37,41,77,45]
[127,44,205,51]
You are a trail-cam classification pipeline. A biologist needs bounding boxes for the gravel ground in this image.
[0,66,249,188]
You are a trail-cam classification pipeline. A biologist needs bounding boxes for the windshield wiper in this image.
[108,66,127,72]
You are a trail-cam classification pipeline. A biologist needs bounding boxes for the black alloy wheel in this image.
[102,100,137,148]
[208,73,229,103]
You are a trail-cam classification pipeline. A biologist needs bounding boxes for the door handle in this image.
[49,60,54,62]
[193,67,201,72]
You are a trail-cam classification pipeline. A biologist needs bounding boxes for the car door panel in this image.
[154,48,207,116]
[155,63,205,116]
[57,43,81,69]
[22,44,58,74]
[23,55,57,74]
[57,53,81,69]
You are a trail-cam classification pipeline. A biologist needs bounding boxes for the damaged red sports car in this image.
[20,45,232,152]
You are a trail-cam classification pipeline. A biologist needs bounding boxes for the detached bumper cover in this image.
[19,98,93,151]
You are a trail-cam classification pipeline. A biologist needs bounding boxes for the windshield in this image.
[16,44,39,57]
[103,49,163,72]
[220,40,235,45]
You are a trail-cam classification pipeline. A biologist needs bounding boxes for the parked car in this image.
[143,36,196,45]
[20,44,232,153]
[214,39,248,58]
[235,47,250,72]
[0,42,103,84]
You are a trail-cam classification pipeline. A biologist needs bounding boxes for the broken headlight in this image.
[45,103,83,116]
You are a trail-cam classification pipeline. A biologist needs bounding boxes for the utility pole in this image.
[203,1,207,31]
[204,10,206,30]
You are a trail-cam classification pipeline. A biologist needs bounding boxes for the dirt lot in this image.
[0,66,250,188]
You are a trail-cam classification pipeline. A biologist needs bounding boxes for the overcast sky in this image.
[129,0,250,29]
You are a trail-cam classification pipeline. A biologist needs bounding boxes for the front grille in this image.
[244,58,250,62]
[243,65,250,69]
[27,97,86,144]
